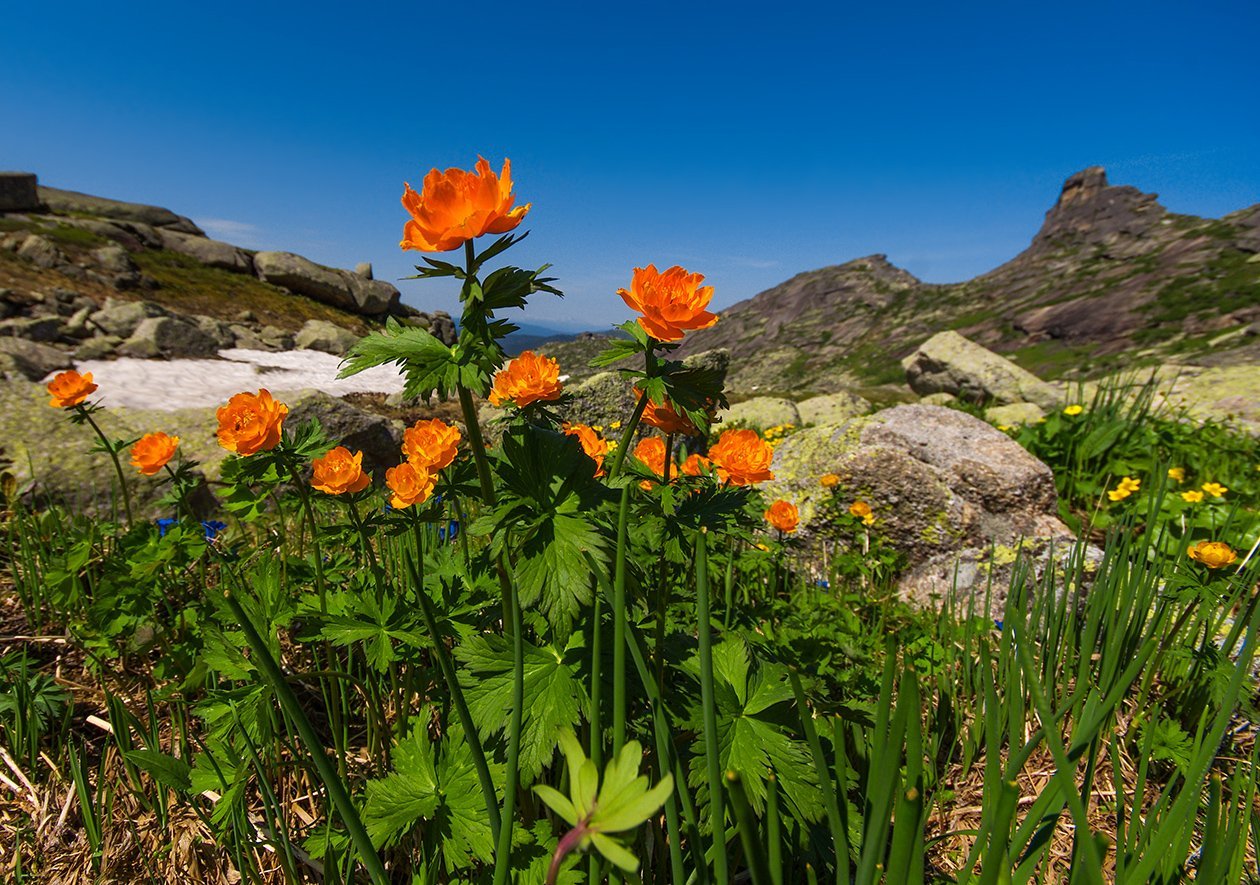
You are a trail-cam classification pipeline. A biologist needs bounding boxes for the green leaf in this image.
[362,728,440,848]
[590,831,640,872]
[124,748,191,792]
[456,635,589,783]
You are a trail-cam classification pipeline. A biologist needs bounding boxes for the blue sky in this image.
[3,0,1258,331]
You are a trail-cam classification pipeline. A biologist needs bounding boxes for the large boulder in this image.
[16,234,65,269]
[1158,364,1260,434]
[37,185,204,234]
[295,319,360,355]
[0,172,40,212]
[903,330,1060,410]
[117,316,220,359]
[286,392,404,479]
[157,229,253,274]
[89,299,168,338]
[718,397,800,430]
[254,251,397,316]
[765,404,1071,615]
[797,391,872,425]
[0,337,72,381]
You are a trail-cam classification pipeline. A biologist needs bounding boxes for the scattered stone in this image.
[985,402,1046,426]
[903,330,1060,410]
[75,335,123,360]
[0,316,63,342]
[295,319,360,355]
[354,262,373,279]
[89,299,167,337]
[347,275,400,315]
[157,228,253,273]
[234,309,257,323]
[117,316,220,359]
[194,315,238,349]
[719,397,800,430]
[16,234,65,269]
[90,244,138,274]
[37,185,204,234]
[46,216,147,250]
[0,172,40,212]
[254,251,356,310]
[919,392,958,406]
[0,337,73,380]
[259,325,294,350]
[797,391,872,425]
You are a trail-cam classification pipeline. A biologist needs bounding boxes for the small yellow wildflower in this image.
[1063,404,1084,416]
[820,473,840,488]
[1181,490,1204,503]
[592,425,604,433]
[1107,476,1140,502]
[1167,467,1185,483]
[1201,482,1228,498]
[609,420,622,430]
[997,424,1013,432]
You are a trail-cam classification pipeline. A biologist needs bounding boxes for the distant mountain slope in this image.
[676,167,1260,395]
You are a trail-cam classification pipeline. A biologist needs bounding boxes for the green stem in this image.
[79,408,133,524]
[612,485,632,755]
[696,530,729,884]
[458,386,499,506]
[220,587,389,885]
[283,453,328,611]
[608,388,651,479]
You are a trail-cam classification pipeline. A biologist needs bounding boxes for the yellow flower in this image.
[617,264,718,342]
[1201,482,1228,498]
[1167,467,1185,483]
[1187,540,1237,569]
[1063,404,1084,416]
[609,420,622,430]
[402,419,461,474]
[1181,490,1204,503]
[820,473,840,488]
[848,500,875,525]
[1107,476,1140,502]
[216,389,288,456]
[996,424,1013,432]
[707,429,775,486]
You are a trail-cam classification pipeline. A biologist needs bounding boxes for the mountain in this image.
[675,167,1260,396]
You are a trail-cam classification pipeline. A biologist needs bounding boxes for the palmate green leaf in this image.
[455,634,589,783]
[123,748,192,792]
[316,591,426,672]
[363,727,440,848]
[512,504,607,639]
[685,637,822,825]
[339,319,458,400]
[431,729,498,870]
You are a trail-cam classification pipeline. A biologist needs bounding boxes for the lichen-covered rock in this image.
[157,229,253,274]
[765,403,1069,612]
[286,391,403,479]
[797,391,871,425]
[17,234,64,269]
[984,402,1046,426]
[117,316,220,359]
[918,392,957,406]
[1159,364,1260,433]
[295,319,360,355]
[903,330,1060,410]
[90,299,167,338]
[719,397,800,431]
[74,335,123,360]
[0,315,62,342]
[37,185,204,234]
[90,244,138,274]
[0,337,72,380]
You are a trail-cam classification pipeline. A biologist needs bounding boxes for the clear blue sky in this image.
[3,1,1257,331]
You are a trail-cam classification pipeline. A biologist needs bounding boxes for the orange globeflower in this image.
[681,453,711,477]
[400,157,530,253]
[131,432,180,476]
[564,423,610,476]
[707,429,774,486]
[311,446,371,495]
[488,351,564,408]
[385,462,436,509]
[47,370,97,408]
[635,387,697,435]
[617,264,719,342]
[216,389,288,456]
[764,499,799,534]
[820,473,841,488]
[403,418,461,473]
[1188,540,1237,569]
[634,436,669,490]
[849,500,875,525]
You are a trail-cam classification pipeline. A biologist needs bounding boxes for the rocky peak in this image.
[1030,165,1166,251]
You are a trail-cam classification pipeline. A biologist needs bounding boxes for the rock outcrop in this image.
[903,330,1061,409]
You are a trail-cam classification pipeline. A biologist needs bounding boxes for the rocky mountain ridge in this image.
[671,167,1260,395]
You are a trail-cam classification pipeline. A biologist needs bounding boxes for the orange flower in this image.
[488,351,564,408]
[635,387,697,435]
[564,423,610,476]
[400,157,530,253]
[1188,540,1237,569]
[707,429,774,486]
[216,389,288,456]
[403,418,461,473]
[764,499,799,533]
[681,453,711,477]
[47,370,97,408]
[849,500,875,525]
[634,436,670,490]
[617,264,719,342]
[130,432,179,476]
[385,462,436,509]
[311,446,371,495]
[820,473,840,488]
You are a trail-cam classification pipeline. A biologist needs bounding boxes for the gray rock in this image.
[797,391,872,425]
[17,234,65,269]
[193,315,237,349]
[75,335,124,360]
[984,402,1046,426]
[157,228,253,273]
[354,262,373,279]
[558,347,730,431]
[346,275,400,315]
[90,244,138,274]
[89,299,167,337]
[62,306,94,338]
[259,325,294,350]
[764,404,1069,615]
[903,331,1060,410]
[718,397,800,430]
[234,309,257,323]
[0,172,40,212]
[0,316,63,342]
[117,316,220,359]
[0,337,72,380]
[254,251,356,311]
[295,319,360,355]
[37,185,204,234]
[919,392,958,406]
[286,392,404,479]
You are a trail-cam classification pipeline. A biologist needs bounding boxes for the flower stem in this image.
[696,529,730,884]
[612,484,632,755]
[608,388,650,479]
[78,408,133,524]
